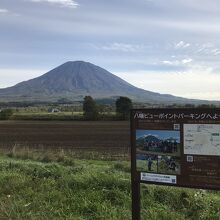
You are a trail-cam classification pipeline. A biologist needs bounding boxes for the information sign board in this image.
[131,108,220,219]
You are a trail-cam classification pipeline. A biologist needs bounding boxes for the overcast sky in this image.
[0,0,220,100]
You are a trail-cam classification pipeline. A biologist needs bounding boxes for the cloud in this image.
[0,8,20,17]
[29,0,79,8]
[196,43,220,56]
[162,58,192,65]
[162,60,175,65]
[197,43,214,53]
[211,49,220,55]
[114,66,220,101]
[0,68,46,88]
[182,58,193,64]
[0,8,9,14]
[175,41,190,49]
[93,43,145,52]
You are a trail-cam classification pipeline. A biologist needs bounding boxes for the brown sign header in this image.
[134,111,220,120]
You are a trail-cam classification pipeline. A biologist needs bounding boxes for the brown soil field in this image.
[0,121,130,152]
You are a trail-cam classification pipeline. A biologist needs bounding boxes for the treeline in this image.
[0,96,133,121]
[83,96,132,120]
[0,98,219,121]
[0,109,14,120]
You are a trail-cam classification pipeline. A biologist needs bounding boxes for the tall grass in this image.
[0,152,219,219]
[0,144,129,162]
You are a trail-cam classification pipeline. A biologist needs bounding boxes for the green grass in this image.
[0,155,219,219]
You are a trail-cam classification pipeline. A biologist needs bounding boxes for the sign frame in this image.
[131,108,220,220]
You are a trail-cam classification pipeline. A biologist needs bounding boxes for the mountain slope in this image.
[0,61,211,103]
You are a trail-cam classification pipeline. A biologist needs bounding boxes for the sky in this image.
[0,0,220,100]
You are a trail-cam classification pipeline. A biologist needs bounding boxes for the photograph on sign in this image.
[157,156,181,175]
[136,129,180,156]
[184,124,220,156]
[136,154,158,172]
[136,154,181,175]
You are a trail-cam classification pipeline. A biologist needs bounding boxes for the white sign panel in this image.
[184,124,220,156]
[141,173,177,184]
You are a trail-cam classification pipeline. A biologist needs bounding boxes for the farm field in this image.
[0,121,130,158]
[11,111,117,121]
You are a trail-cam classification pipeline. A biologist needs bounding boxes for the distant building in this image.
[48,108,60,113]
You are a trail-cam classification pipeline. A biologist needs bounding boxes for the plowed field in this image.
[0,121,130,152]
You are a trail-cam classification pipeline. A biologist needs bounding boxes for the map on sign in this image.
[184,124,220,156]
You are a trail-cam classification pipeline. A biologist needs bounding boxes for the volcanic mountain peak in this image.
[0,61,213,104]
[37,60,134,93]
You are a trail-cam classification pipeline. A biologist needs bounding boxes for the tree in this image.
[115,96,132,120]
[0,109,14,120]
[198,104,216,108]
[83,96,99,120]
[184,104,195,108]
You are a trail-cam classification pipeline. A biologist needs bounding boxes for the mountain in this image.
[0,61,215,104]
[136,135,160,145]
[144,135,160,143]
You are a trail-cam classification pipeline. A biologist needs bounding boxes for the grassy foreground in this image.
[0,155,219,220]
